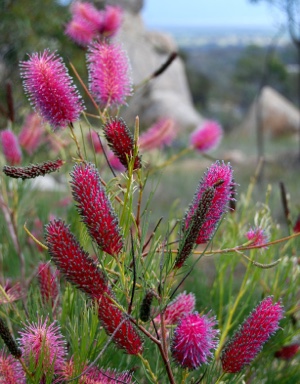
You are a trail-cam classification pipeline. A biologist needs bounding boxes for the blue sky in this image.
[142,0,282,29]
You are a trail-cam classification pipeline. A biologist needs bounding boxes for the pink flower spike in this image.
[18,113,44,155]
[293,214,300,233]
[70,163,124,256]
[185,161,234,244]
[20,49,84,130]
[139,117,176,151]
[246,227,269,248]
[104,118,141,170]
[45,219,108,298]
[190,120,223,153]
[154,291,195,325]
[87,41,132,107]
[275,343,299,360]
[87,130,103,153]
[37,262,60,308]
[221,296,284,373]
[0,350,26,383]
[101,5,123,37]
[71,1,103,31]
[0,129,22,165]
[65,18,96,46]
[0,281,24,304]
[171,312,219,370]
[97,294,143,355]
[18,318,66,375]
[3,159,64,180]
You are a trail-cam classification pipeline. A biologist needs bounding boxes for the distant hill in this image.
[147,26,289,48]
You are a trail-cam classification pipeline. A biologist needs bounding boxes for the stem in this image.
[68,123,84,161]
[129,318,160,345]
[167,231,300,256]
[180,369,190,384]
[214,372,226,384]
[156,287,176,384]
[160,311,168,356]
[23,223,48,251]
[128,229,136,314]
[135,172,143,240]
[69,61,99,112]
[138,353,159,383]
[158,341,176,384]
[142,217,163,253]
[18,358,34,382]
[215,261,252,359]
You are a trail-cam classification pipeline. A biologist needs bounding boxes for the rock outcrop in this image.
[106,0,203,130]
[239,86,300,137]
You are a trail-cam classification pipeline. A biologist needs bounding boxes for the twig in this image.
[142,217,163,252]
[279,181,292,232]
[23,222,48,251]
[69,61,99,112]
[69,122,84,161]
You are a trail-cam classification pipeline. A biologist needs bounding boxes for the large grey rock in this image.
[106,2,202,130]
[239,86,300,137]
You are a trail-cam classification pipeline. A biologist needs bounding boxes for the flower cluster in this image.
[62,360,134,383]
[65,2,123,46]
[37,262,60,308]
[18,113,44,155]
[246,226,269,247]
[45,219,143,355]
[174,162,234,268]
[190,120,223,153]
[139,118,176,151]
[0,129,22,165]
[3,159,64,180]
[45,219,109,298]
[221,296,284,373]
[0,350,26,383]
[153,292,196,337]
[185,161,233,244]
[87,41,132,107]
[104,118,141,170]
[161,292,196,325]
[18,318,66,375]
[171,312,219,369]
[0,281,23,305]
[70,162,124,256]
[20,49,84,129]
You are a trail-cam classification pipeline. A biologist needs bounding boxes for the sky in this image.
[142,0,283,29]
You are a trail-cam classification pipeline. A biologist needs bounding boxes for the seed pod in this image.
[0,317,22,358]
[140,290,155,322]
